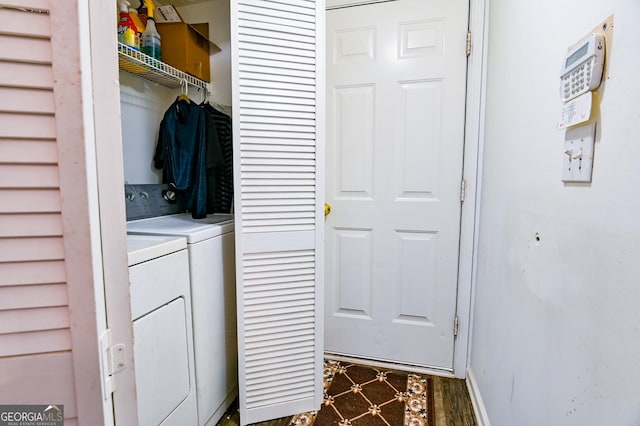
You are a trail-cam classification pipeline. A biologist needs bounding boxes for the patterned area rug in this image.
[290,360,435,426]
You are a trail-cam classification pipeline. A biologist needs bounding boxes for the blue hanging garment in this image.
[154,98,208,218]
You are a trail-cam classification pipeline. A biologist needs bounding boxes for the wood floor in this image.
[432,375,478,426]
[218,374,477,426]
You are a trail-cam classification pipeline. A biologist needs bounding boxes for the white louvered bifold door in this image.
[231,1,325,424]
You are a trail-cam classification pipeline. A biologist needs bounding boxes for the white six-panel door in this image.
[231,0,325,424]
[325,0,469,370]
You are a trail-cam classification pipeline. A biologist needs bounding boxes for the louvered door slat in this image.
[240,80,316,94]
[239,11,315,31]
[239,27,315,45]
[239,57,316,73]
[241,0,316,17]
[239,41,316,59]
[240,35,315,52]
[233,1,324,424]
[242,145,315,154]
[241,150,316,159]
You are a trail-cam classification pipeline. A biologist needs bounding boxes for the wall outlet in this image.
[562,122,596,183]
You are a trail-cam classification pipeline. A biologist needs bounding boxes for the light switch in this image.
[562,122,596,183]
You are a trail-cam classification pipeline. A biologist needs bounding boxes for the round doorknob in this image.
[324,203,331,217]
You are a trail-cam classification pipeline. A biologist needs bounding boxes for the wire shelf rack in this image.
[117,43,209,91]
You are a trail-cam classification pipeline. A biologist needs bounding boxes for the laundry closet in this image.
[107,0,324,425]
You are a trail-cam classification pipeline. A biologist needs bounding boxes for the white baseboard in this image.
[466,367,490,426]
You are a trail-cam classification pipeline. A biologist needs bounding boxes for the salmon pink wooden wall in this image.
[0,1,105,424]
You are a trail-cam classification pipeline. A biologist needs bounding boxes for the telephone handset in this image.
[560,33,605,102]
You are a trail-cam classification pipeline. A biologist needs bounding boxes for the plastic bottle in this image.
[137,2,148,27]
[117,0,139,49]
[128,6,145,36]
[140,0,161,60]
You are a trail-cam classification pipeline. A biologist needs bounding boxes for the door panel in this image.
[335,228,373,317]
[335,85,375,197]
[232,0,324,424]
[396,80,442,198]
[326,0,468,370]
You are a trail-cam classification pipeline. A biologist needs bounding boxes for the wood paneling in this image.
[0,34,52,64]
[0,87,55,114]
[0,140,58,164]
[0,164,59,188]
[0,62,54,89]
[0,284,68,310]
[0,213,63,237]
[0,113,56,139]
[0,0,50,10]
[0,189,61,213]
[0,351,77,418]
[0,260,66,286]
[0,328,71,357]
[0,2,82,422]
[0,237,64,262]
[0,8,51,38]
[0,306,69,334]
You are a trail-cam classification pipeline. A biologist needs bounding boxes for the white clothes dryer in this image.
[127,214,237,426]
[127,235,198,426]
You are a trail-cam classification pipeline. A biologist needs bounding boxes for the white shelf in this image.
[117,43,209,91]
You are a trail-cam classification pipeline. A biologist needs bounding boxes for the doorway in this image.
[324,0,470,370]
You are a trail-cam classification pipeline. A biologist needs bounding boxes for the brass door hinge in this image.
[466,31,472,56]
[454,316,460,338]
[460,179,467,202]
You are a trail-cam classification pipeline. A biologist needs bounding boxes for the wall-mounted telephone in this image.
[560,33,605,102]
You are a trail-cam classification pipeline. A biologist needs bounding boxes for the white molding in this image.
[87,1,139,424]
[453,0,490,378]
[466,367,491,426]
[325,353,456,379]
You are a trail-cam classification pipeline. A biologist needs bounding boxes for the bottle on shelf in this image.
[140,0,161,61]
[137,1,148,27]
[128,4,145,37]
[117,0,139,50]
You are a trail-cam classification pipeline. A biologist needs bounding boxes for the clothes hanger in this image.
[177,79,190,103]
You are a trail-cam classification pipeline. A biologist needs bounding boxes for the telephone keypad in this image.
[561,58,596,102]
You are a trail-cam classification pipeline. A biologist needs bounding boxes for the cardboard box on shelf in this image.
[156,22,220,82]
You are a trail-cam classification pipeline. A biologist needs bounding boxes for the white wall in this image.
[120,72,174,184]
[178,0,232,106]
[470,1,640,425]
[119,0,231,184]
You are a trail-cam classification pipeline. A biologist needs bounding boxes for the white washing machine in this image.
[127,235,198,426]
[127,213,237,426]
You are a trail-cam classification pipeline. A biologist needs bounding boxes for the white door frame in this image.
[454,0,489,379]
[86,1,139,423]
[324,0,489,380]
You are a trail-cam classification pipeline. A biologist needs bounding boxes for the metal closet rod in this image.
[180,80,214,103]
